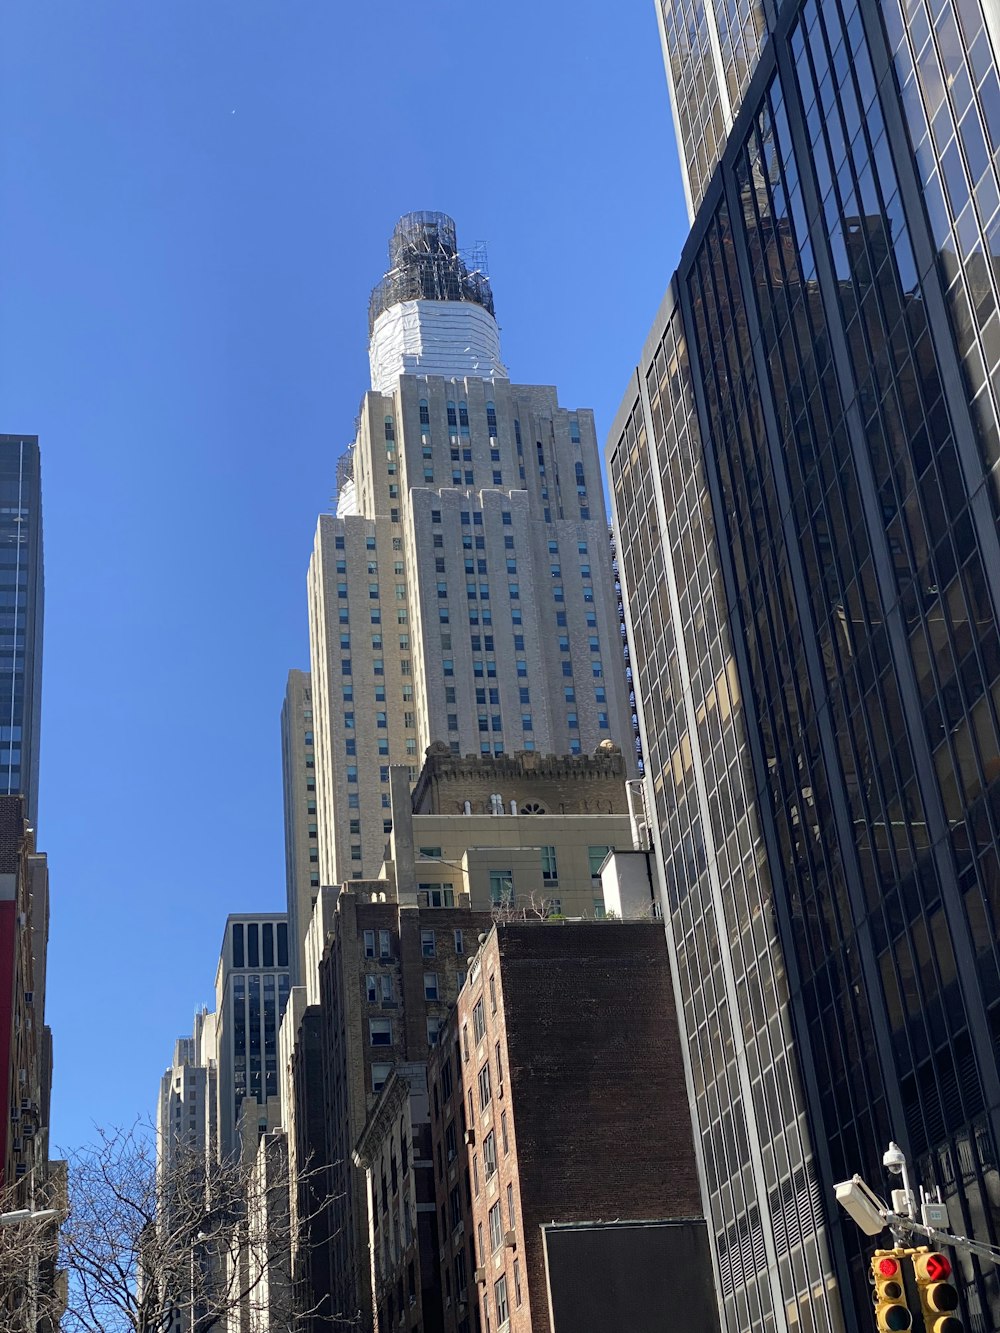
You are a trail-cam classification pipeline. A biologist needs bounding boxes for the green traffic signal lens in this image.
[884,1308,912,1331]
[928,1285,959,1313]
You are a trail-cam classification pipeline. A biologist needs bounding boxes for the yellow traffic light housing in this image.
[870,1250,912,1331]
[912,1248,963,1333]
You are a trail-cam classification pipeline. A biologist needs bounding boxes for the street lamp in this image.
[0,1208,60,1226]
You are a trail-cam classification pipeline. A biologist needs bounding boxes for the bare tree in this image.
[0,1174,64,1333]
[59,1123,329,1333]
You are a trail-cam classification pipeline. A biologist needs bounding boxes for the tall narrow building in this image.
[307,212,632,884]
[0,437,43,830]
[609,1,1000,1331]
[213,914,291,1162]
[280,671,318,984]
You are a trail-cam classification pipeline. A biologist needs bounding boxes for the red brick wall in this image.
[430,920,702,1332]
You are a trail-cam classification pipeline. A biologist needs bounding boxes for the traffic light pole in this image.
[881,1212,1000,1269]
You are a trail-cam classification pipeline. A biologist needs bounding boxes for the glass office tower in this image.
[0,438,42,830]
[609,1,1000,1330]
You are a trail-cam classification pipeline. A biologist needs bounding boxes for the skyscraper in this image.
[213,914,291,1162]
[0,437,43,830]
[306,212,632,884]
[608,1,1000,1331]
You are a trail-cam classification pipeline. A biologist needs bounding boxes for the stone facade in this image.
[281,670,317,986]
[427,922,703,1333]
[305,215,633,887]
[410,746,629,817]
[383,750,634,921]
[353,1064,443,1333]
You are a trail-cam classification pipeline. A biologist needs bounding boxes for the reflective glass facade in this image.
[657,0,769,213]
[610,0,1000,1329]
[0,438,42,830]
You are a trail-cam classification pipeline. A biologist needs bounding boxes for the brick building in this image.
[314,887,495,1330]
[427,921,706,1333]
[353,1063,442,1333]
[0,795,50,1194]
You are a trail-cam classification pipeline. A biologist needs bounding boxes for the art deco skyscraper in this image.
[307,213,632,885]
[609,1,1000,1331]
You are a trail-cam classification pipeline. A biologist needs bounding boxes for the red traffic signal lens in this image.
[878,1258,901,1278]
[923,1253,952,1282]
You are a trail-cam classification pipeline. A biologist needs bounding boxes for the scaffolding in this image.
[368,211,494,334]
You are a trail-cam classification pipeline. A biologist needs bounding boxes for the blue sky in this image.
[0,2,687,1149]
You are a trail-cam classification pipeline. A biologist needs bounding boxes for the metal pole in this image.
[0,1208,59,1226]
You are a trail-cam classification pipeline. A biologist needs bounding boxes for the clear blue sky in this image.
[0,1,687,1150]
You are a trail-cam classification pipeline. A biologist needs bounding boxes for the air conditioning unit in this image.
[474,1267,486,1284]
[504,1230,517,1248]
[22,1125,34,1139]
[463,1128,475,1145]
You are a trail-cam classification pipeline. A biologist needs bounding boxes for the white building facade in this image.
[307,212,633,884]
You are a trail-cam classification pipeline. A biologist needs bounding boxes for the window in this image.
[421,929,436,959]
[506,1181,515,1228]
[372,1063,392,1094]
[588,846,611,877]
[380,974,393,1002]
[446,1120,458,1163]
[540,846,558,883]
[421,883,455,908]
[366,976,377,1003]
[488,1202,503,1253]
[489,974,497,1014]
[379,929,392,958]
[478,1062,492,1111]
[424,972,439,1001]
[427,1017,443,1046]
[501,1110,509,1154]
[364,930,376,958]
[370,1018,392,1047]
[454,928,464,954]
[483,1129,497,1179]
[513,1258,522,1306]
[473,997,486,1044]
[489,870,513,906]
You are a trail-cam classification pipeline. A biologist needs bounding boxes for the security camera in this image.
[834,1176,887,1237]
[883,1142,906,1175]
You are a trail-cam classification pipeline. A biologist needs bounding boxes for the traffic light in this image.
[870,1250,912,1331]
[912,1248,963,1333]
